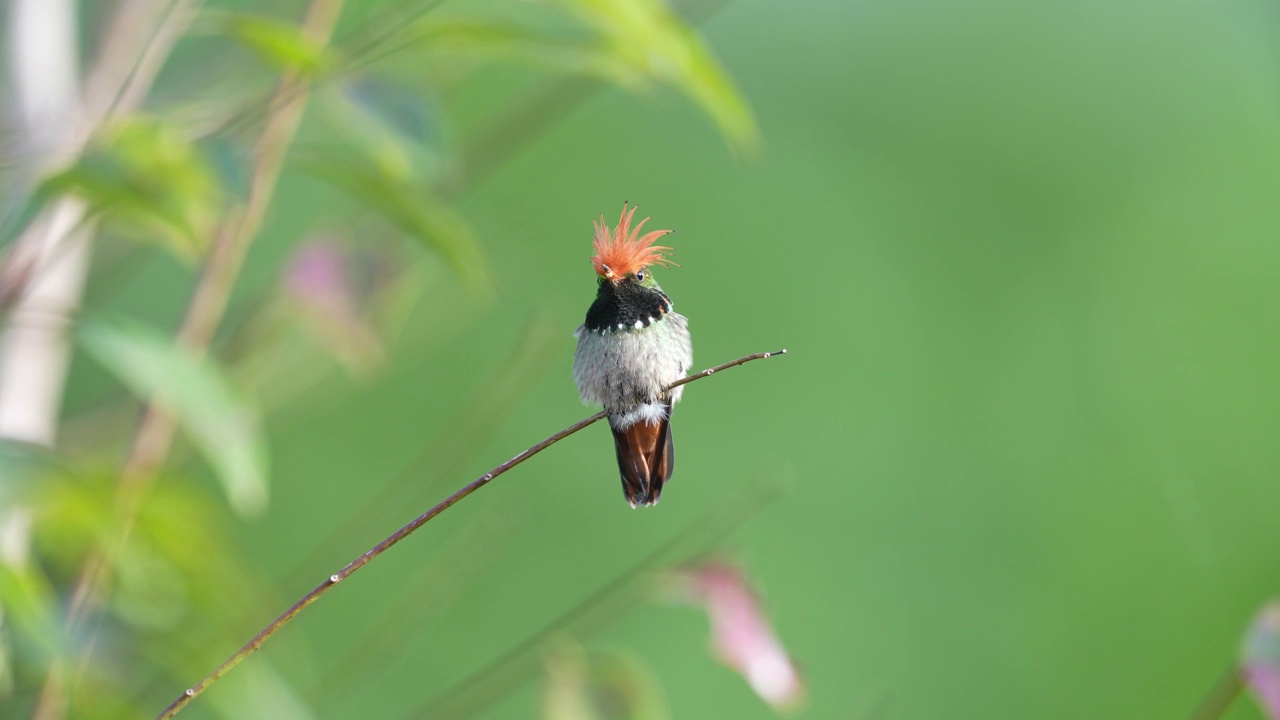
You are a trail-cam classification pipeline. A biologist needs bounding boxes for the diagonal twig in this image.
[155,348,788,720]
[1188,664,1243,720]
[407,479,782,720]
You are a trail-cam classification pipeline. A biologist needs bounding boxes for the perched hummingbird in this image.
[573,204,694,507]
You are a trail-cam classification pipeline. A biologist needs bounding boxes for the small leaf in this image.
[560,0,761,154]
[654,22,760,157]
[78,319,269,516]
[1244,601,1280,719]
[205,11,339,75]
[0,560,64,665]
[380,6,756,152]
[41,117,219,260]
[297,154,490,290]
[397,18,640,86]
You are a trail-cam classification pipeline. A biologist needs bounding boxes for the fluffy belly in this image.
[573,312,693,414]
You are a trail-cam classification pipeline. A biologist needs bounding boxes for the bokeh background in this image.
[3,0,1280,718]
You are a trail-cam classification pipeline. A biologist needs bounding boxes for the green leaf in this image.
[560,0,761,154]
[298,154,491,290]
[205,11,339,75]
[0,560,64,666]
[654,22,760,157]
[396,18,641,87]
[389,3,758,155]
[78,319,269,517]
[41,117,219,261]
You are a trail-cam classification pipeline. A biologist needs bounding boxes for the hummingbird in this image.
[573,204,694,507]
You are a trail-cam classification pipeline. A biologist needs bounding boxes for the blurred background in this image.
[2,0,1280,718]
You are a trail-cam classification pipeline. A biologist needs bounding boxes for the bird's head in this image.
[590,203,676,290]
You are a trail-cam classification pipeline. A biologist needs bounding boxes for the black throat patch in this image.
[584,278,673,333]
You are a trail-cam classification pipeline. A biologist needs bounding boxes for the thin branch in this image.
[286,315,559,587]
[155,348,788,720]
[82,0,202,128]
[196,0,449,143]
[408,480,782,720]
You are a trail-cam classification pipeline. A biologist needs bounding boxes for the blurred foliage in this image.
[557,0,758,153]
[384,0,758,154]
[41,117,220,261]
[227,233,425,411]
[77,319,269,517]
[540,639,670,720]
[295,149,491,290]
[2,470,258,719]
[202,11,343,76]
[4,0,1279,719]
[0,0,764,717]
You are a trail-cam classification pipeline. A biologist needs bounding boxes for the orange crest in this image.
[590,203,676,279]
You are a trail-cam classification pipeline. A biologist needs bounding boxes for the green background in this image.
[43,0,1280,717]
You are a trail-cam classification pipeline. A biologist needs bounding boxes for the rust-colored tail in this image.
[610,405,675,506]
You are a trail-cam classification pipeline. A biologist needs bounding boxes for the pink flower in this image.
[668,560,804,712]
[282,240,386,374]
[1244,601,1280,718]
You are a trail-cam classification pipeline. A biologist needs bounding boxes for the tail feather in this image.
[651,413,674,496]
[610,403,675,506]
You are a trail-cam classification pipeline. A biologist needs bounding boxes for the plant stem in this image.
[62,0,347,632]
[12,3,202,719]
[36,3,346,717]
[154,348,787,720]
[1188,664,1243,720]
[116,0,346,517]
